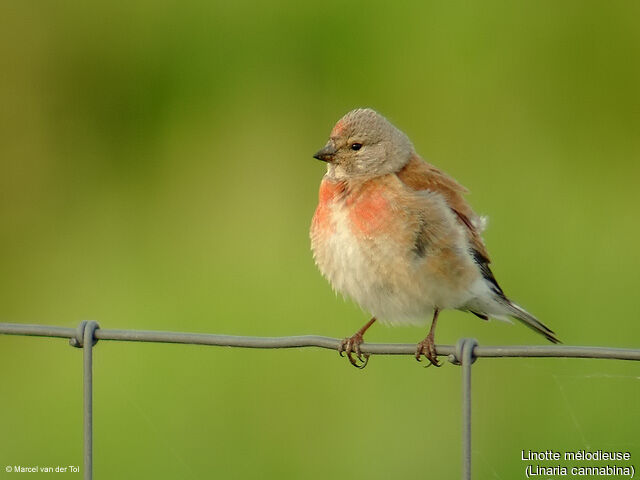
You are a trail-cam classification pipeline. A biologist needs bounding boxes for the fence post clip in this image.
[69,320,101,348]
[448,338,478,366]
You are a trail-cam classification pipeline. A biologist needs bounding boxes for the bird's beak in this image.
[313,142,337,162]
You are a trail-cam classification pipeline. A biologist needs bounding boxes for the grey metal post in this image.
[84,321,99,480]
[456,338,477,480]
[70,321,99,480]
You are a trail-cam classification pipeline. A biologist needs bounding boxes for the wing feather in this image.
[396,155,490,261]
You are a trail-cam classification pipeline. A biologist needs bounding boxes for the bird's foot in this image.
[339,332,369,369]
[415,333,441,367]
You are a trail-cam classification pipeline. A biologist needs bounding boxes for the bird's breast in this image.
[310,177,417,318]
[311,177,398,244]
[345,185,393,236]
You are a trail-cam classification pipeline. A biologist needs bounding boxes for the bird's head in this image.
[313,108,414,180]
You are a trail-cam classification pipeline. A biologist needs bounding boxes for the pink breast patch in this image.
[348,186,391,236]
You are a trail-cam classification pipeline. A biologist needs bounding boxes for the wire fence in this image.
[1,321,639,480]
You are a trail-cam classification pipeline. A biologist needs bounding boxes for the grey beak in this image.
[313,143,337,162]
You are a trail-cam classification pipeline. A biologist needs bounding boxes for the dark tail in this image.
[507,302,561,344]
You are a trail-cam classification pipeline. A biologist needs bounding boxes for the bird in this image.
[310,108,559,368]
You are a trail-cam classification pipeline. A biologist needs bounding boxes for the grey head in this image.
[313,108,415,180]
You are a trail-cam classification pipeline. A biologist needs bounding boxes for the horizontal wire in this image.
[0,322,639,361]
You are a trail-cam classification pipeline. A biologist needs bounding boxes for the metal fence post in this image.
[70,321,100,480]
[452,338,478,480]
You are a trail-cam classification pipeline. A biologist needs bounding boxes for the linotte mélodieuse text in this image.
[522,450,631,461]
[521,450,634,478]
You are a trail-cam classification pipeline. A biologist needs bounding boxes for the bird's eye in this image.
[350,143,362,151]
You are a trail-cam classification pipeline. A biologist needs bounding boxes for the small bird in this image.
[310,108,559,368]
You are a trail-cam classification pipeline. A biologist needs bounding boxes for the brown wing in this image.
[396,154,491,261]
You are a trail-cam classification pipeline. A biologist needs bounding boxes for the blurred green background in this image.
[1,1,639,478]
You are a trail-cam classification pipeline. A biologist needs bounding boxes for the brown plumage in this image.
[397,155,490,261]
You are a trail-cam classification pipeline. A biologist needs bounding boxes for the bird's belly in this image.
[311,204,476,326]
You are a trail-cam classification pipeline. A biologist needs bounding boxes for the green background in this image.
[1,1,638,478]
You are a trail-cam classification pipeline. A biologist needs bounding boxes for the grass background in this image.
[1,1,638,478]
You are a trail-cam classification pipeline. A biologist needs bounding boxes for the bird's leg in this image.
[415,309,441,367]
[339,317,376,369]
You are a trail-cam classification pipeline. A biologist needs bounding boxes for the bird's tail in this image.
[506,301,561,344]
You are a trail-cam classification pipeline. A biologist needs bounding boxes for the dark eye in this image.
[350,143,362,151]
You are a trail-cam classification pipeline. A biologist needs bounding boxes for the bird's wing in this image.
[396,154,491,262]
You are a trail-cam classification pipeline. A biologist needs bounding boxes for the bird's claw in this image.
[415,334,441,367]
[339,333,370,369]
